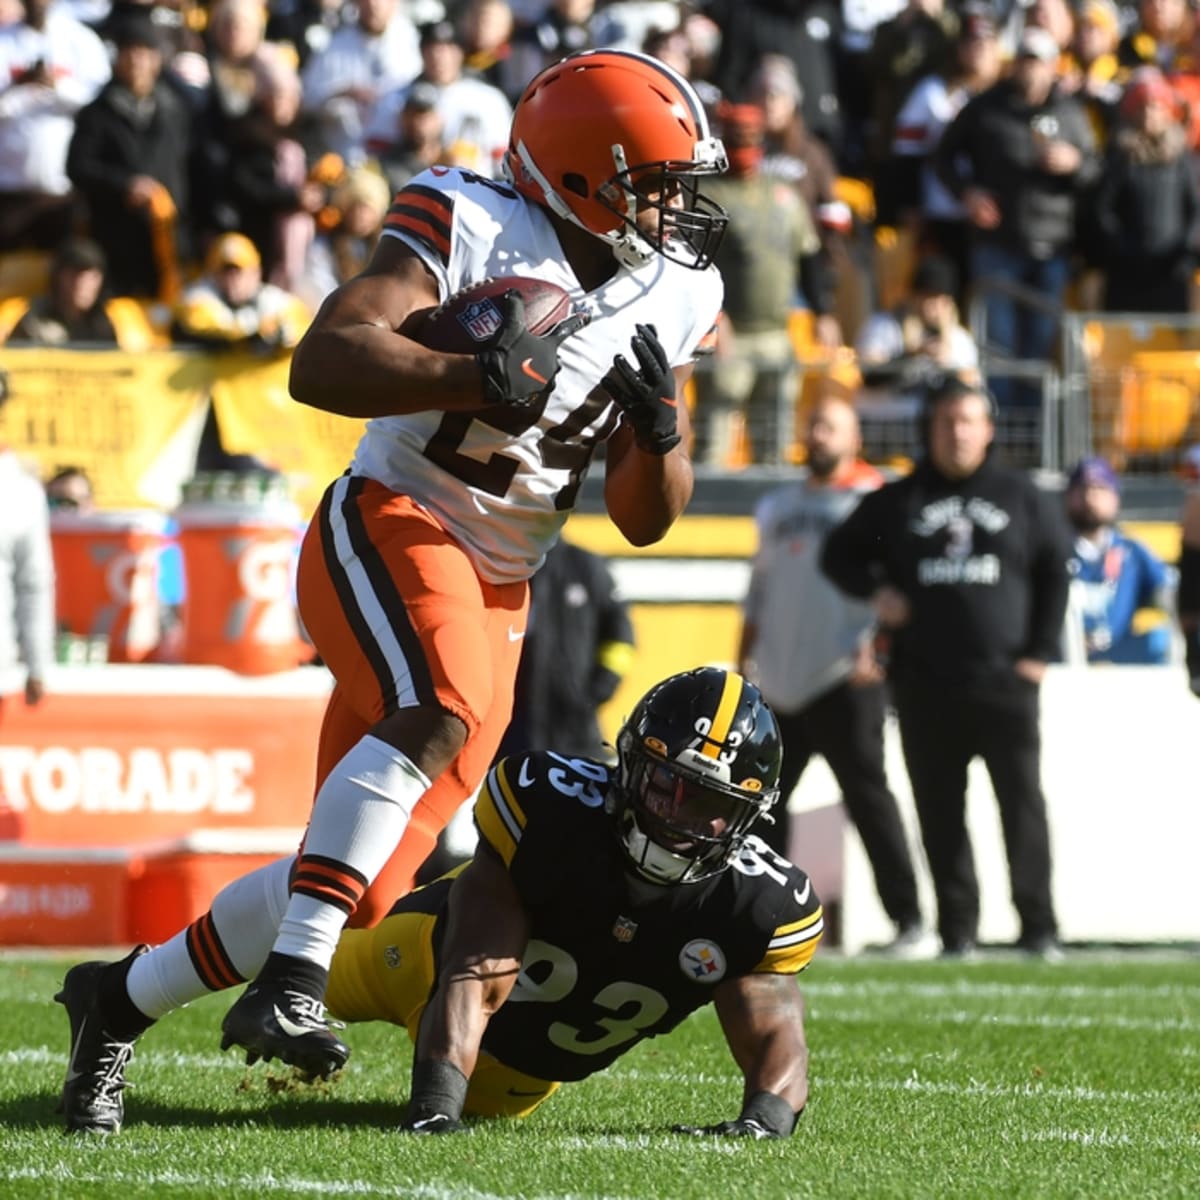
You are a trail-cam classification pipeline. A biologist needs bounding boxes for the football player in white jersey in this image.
[55,49,729,1132]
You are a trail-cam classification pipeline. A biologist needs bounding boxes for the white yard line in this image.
[802,980,1200,1002]
[612,1066,1191,1105]
[809,1007,1200,1033]
[3,1046,241,1069]
[814,1074,1189,1105]
[0,1165,632,1200]
[1019,1127,1200,1152]
[559,1134,744,1156]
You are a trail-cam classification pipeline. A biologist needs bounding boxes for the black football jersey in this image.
[452,750,825,1082]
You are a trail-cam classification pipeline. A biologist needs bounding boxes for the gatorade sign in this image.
[0,665,329,845]
[0,745,254,816]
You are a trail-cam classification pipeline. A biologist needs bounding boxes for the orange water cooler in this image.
[50,509,169,663]
[175,498,310,674]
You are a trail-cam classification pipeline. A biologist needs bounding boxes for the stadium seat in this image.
[0,250,51,301]
[873,225,917,312]
[1116,350,1200,455]
[1082,320,1200,459]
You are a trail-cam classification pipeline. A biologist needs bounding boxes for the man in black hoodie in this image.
[820,375,1071,959]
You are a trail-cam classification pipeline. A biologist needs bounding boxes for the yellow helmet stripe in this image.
[701,670,743,759]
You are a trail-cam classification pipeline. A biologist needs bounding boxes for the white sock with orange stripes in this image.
[273,735,432,970]
[126,856,294,1019]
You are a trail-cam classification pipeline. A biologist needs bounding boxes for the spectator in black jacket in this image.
[934,25,1099,408]
[1093,67,1198,314]
[66,11,192,299]
[221,47,326,289]
[820,374,1072,960]
[496,537,635,762]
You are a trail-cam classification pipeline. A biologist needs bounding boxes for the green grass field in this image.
[2,949,1197,1199]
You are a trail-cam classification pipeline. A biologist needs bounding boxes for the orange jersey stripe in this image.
[384,185,454,263]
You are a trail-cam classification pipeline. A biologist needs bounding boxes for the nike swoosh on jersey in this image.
[518,758,535,789]
[793,879,811,906]
[520,358,549,385]
[507,625,525,642]
[272,1004,323,1039]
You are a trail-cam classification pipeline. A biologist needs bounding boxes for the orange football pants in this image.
[296,476,529,926]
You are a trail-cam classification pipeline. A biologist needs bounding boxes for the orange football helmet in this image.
[503,49,729,270]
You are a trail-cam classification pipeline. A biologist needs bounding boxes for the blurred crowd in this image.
[5,0,1200,464]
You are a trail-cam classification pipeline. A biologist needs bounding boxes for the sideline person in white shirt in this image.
[740,393,931,956]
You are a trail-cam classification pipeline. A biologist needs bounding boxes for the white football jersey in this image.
[351,166,724,584]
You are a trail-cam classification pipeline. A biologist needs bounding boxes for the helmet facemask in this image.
[593,146,729,271]
[613,743,777,885]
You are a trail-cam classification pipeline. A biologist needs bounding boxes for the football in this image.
[411,276,573,354]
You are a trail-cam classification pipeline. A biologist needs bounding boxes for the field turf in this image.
[1,949,1197,1199]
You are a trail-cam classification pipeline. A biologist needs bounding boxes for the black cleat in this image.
[220,980,349,1079]
[55,945,148,1134]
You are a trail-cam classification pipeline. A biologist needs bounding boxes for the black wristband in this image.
[408,1059,469,1121]
[1179,546,1200,614]
[740,1091,799,1137]
[633,428,681,455]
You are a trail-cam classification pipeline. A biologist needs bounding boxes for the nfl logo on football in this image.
[457,298,504,342]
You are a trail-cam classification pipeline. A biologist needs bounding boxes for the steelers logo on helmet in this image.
[610,667,782,885]
[679,938,727,984]
[502,49,729,271]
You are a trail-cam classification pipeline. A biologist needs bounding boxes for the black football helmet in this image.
[610,667,782,884]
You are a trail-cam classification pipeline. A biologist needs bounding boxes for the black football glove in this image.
[602,323,680,455]
[398,1111,463,1135]
[477,290,589,408]
[673,1092,799,1140]
[400,1059,469,1134]
[672,1117,781,1140]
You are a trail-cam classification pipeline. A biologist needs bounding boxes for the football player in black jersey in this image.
[325,666,824,1139]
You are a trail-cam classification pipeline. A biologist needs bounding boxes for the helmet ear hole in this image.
[562,172,589,198]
